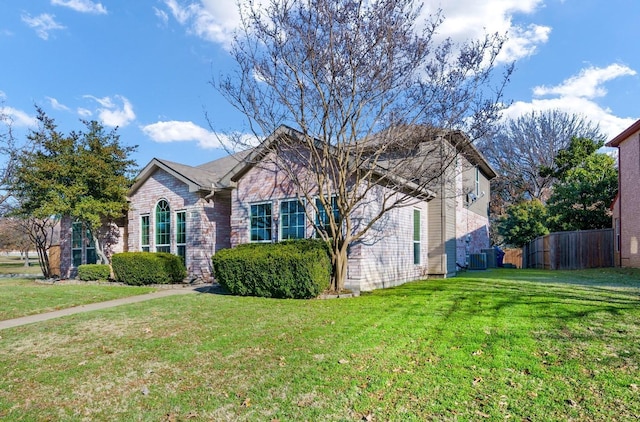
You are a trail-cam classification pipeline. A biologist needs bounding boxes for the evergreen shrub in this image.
[111,252,186,285]
[211,239,331,299]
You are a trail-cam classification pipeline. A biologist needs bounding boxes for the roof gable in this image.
[607,119,640,147]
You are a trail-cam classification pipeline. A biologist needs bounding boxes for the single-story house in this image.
[59,125,496,292]
[607,118,640,268]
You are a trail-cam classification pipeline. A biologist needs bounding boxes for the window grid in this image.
[280,199,306,240]
[413,209,421,265]
[250,202,272,242]
[156,200,171,253]
[176,211,186,263]
[72,222,83,267]
[141,215,150,252]
[315,196,340,238]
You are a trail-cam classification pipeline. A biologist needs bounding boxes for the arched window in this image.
[156,199,171,252]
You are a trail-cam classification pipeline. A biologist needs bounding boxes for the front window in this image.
[85,228,97,265]
[413,208,421,265]
[72,222,97,267]
[475,167,480,196]
[72,222,83,267]
[156,199,171,252]
[141,215,150,252]
[176,211,186,263]
[250,202,272,242]
[280,199,306,240]
[316,196,340,238]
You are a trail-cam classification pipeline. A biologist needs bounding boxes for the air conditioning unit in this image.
[468,253,487,270]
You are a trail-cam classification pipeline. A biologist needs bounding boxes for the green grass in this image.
[0,278,155,320]
[0,268,639,420]
[0,255,43,275]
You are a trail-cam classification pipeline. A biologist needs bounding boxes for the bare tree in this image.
[17,216,57,278]
[0,217,33,265]
[480,110,606,204]
[0,102,29,208]
[216,0,511,291]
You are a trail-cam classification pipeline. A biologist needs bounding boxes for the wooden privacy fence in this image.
[523,228,614,270]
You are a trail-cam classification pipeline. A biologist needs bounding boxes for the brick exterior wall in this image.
[128,168,231,280]
[231,153,431,292]
[455,157,492,268]
[614,130,640,267]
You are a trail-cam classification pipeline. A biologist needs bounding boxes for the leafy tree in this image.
[217,0,511,291]
[546,144,617,232]
[539,136,603,180]
[480,111,605,245]
[12,108,137,271]
[497,200,549,247]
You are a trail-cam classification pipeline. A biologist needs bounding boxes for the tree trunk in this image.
[23,249,30,267]
[93,233,109,265]
[330,240,349,293]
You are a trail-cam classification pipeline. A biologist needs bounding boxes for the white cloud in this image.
[21,13,65,40]
[502,64,638,139]
[422,0,550,63]
[83,95,136,127]
[77,107,92,118]
[154,7,169,26]
[141,120,232,149]
[51,0,107,14]
[46,97,70,111]
[161,0,249,48]
[163,0,549,60]
[0,106,37,127]
[533,64,637,99]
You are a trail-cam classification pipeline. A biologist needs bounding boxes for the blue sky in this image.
[0,0,638,168]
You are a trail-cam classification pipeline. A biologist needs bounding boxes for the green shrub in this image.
[77,264,111,281]
[211,239,331,299]
[111,252,187,286]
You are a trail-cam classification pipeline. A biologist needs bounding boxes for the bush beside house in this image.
[77,264,111,282]
[212,239,331,299]
[111,252,187,285]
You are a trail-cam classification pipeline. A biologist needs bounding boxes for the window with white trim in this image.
[475,167,480,196]
[250,202,272,242]
[141,215,150,252]
[413,209,421,265]
[176,211,186,263]
[72,222,83,267]
[156,199,171,252]
[315,196,340,238]
[280,199,306,240]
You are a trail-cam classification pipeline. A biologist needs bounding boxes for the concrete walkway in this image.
[0,287,202,330]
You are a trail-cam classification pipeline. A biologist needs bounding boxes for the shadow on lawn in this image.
[370,275,640,325]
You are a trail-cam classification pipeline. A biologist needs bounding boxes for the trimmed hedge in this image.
[77,264,111,282]
[211,239,331,299]
[111,252,187,286]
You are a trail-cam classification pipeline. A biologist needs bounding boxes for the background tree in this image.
[12,108,137,269]
[0,101,34,210]
[0,217,34,265]
[497,200,549,247]
[480,110,605,245]
[480,110,605,203]
[217,0,511,291]
[545,138,617,232]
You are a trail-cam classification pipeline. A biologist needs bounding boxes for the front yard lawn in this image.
[0,268,639,420]
[0,279,155,320]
